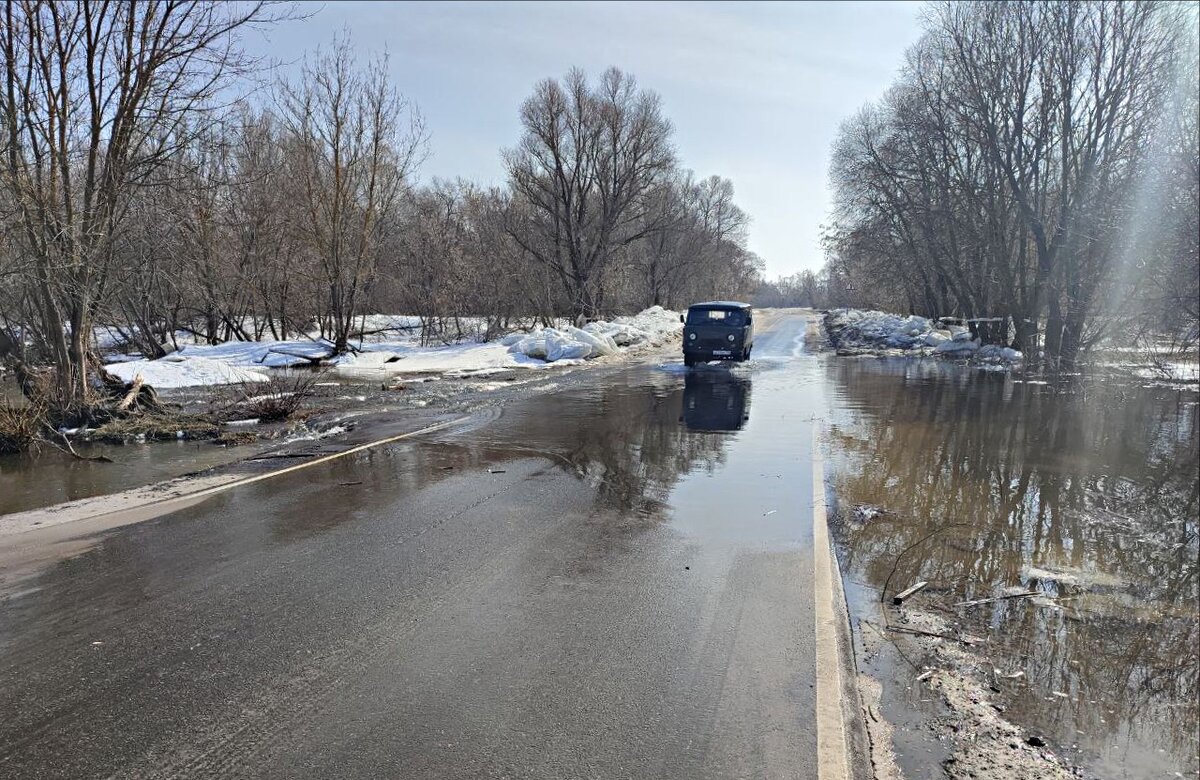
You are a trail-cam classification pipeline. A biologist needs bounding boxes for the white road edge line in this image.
[158,415,473,507]
[813,427,851,780]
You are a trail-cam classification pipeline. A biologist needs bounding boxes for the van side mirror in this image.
[679,314,685,324]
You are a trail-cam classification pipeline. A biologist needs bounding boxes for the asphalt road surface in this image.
[0,311,847,779]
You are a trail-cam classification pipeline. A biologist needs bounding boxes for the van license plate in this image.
[712,350,731,356]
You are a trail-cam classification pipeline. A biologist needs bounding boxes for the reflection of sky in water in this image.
[825,357,1199,779]
[669,364,824,546]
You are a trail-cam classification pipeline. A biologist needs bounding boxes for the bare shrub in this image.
[0,402,44,454]
[237,371,325,422]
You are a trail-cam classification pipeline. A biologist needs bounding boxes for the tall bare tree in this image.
[505,67,675,320]
[278,34,425,353]
[0,0,278,417]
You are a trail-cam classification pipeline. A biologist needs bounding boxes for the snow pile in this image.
[824,308,1022,367]
[507,307,682,363]
[333,342,540,375]
[171,339,336,368]
[1131,362,1200,383]
[824,309,936,350]
[588,305,683,347]
[101,307,685,387]
[106,355,271,388]
[506,326,619,362]
[335,350,402,369]
[974,344,1023,365]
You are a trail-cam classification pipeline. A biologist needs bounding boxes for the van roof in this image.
[688,301,752,310]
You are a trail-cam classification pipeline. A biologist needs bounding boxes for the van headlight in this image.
[688,333,696,340]
[727,334,735,342]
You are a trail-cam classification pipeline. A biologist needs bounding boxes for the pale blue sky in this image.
[245,1,924,277]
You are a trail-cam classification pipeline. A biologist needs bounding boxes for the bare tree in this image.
[825,0,1193,367]
[278,34,425,353]
[505,67,675,320]
[0,0,279,417]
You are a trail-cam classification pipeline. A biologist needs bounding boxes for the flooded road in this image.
[0,313,843,779]
[826,358,1199,779]
[0,310,1195,779]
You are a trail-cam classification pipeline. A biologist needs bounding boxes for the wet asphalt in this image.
[0,313,829,779]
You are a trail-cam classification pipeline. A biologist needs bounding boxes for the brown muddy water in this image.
[825,357,1199,779]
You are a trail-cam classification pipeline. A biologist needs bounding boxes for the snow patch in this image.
[106,356,270,388]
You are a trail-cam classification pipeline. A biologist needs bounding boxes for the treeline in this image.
[0,3,760,416]
[819,0,1198,366]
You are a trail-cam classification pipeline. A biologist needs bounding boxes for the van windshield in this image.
[687,308,745,326]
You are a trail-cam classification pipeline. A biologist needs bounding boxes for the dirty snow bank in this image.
[101,307,683,387]
[336,306,681,374]
[333,341,573,375]
[824,308,1022,368]
[505,306,683,363]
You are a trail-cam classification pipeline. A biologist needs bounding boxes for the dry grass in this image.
[90,414,220,443]
[0,402,44,454]
[215,430,259,446]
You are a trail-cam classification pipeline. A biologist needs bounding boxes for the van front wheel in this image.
[684,356,695,368]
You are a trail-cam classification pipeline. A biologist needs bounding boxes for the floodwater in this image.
[824,357,1199,779]
[0,438,269,517]
[2,314,1196,779]
[0,317,832,778]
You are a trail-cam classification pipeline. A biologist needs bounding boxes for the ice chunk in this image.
[924,330,951,346]
[935,338,980,354]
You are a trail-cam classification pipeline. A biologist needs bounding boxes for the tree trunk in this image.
[1043,295,1065,367]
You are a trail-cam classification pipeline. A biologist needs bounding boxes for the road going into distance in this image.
[0,311,864,779]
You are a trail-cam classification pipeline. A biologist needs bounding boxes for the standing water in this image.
[823,356,1198,779]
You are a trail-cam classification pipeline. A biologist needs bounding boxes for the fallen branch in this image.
[954,590,1040,608]
[880,522,970,604]
[883,625,959,641]
[43,427,113,463]
[117,375,144,411]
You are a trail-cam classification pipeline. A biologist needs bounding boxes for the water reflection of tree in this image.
[827,360,1198,765]
[454,378,731,518]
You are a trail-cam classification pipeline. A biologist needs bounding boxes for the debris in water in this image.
[893,580,929,605]
[955,590,1039,608]
[854,504,886,523]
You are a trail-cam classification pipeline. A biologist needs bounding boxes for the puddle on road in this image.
[823,357,1199,779]
[423,354,825,549]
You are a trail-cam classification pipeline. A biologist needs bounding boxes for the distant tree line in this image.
[0,2,760,417]
[816,0,1198,366]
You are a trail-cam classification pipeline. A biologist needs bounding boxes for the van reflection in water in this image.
[680,370,751,432]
